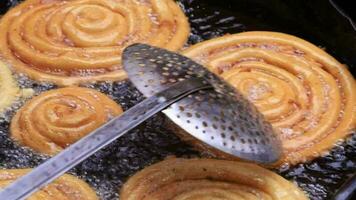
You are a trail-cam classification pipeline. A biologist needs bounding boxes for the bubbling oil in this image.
[0,0,355,199]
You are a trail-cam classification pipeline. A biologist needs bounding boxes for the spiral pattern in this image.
[0,169,98,200]
[10,87,123,155]
[120,158,308,200]
[0,61,33,113]
[182,31,356,165]
[0,0,190,85]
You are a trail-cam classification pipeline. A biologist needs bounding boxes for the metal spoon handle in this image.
[0,78,211,200]
[333,173,356,200]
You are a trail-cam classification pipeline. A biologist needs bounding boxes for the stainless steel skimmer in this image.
[0,44,281,200]
[123,44,281,163]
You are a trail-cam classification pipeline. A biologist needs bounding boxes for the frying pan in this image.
[0,0,355,199]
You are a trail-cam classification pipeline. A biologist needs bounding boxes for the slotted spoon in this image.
[0,44,281,200]
[123,44,281,162]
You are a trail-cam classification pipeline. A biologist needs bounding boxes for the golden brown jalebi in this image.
[10,87,123,155]
[0,0,190,85]
[120,158,309,200]
[0,169,98,200]
[0,61,33,113]
[182,31,356,165]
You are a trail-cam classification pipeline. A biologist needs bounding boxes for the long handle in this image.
[0,78,211,200]
[333,173,356,200]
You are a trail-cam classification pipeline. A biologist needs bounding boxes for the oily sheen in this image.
[182,31,356,165]
[0,0,190,85]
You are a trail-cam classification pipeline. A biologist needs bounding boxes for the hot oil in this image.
[0,0,355,199]
[0,79,200,199]
[0,76,54,169]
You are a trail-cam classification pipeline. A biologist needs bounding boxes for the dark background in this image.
[185,0,356,75]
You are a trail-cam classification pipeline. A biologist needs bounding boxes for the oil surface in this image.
[0,0,355,199]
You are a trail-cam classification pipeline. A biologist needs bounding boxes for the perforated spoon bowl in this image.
[123,44,282,163]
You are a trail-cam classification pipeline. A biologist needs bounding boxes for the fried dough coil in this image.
[10,87,123,155]
[120,158,309,200]
[0,169,98,200]
[182,31,356,165]
[0,0,190,85]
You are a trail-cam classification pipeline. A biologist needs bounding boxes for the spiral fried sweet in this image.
[120,158,308,200]
[10,87,123,155]
[0,61,33,113]
[182,31,356,165]
[0,0,190,85]
[0,169,98,200]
